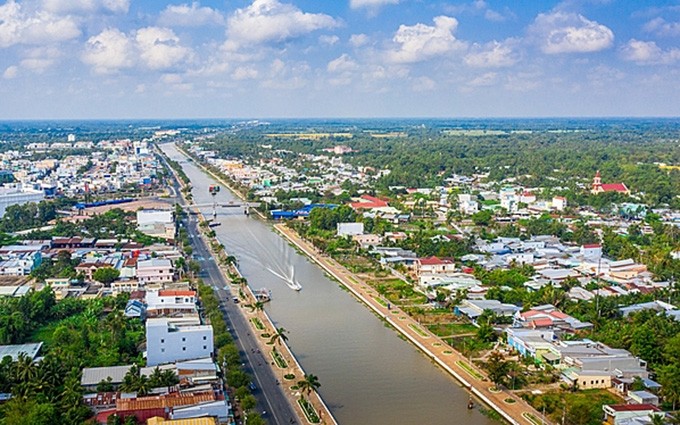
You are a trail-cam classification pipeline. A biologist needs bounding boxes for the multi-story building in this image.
[137,259,174,285]
[146,318,213,366]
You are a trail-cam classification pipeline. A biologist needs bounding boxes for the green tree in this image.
[269,327,288,346]
[93,267,120,285]
[297,374,321,397]
[485,351,509,388]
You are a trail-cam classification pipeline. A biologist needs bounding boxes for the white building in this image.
[137,258,174,285]
[0,187,45,217]
[146,318,214,366]
[458,194,479,215]
[137,209,175,240]
[337,222,364,236]
[552,196,567,211]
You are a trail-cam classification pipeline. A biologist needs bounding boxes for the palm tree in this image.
[247,301,264,314]
[297,374,321,398]
[649,413,666,425]
[12,353,37,384]
[269,327,288,346]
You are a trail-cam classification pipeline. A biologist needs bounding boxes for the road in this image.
[161,148,299,425]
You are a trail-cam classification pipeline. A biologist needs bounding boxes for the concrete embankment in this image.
[274,223,552,425]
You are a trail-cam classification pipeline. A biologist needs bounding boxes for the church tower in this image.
[591,170,602,194]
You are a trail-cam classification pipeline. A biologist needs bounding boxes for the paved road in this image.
[160,148,298,425]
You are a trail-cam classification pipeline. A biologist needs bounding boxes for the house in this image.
[458,194,479,215]
[81,365,133,392]
[416,256,456,276]
[137,209,175,240]
[514,304,593,332]
[146,289,197,316]
[418,273,482,293]
[552,196,567,211]
[619,300,678,318]
[505,329,558,363]
[591,170,630,195]
[562,368,612,389]
[603,404,663,425]
[146,318,213,366]
[0,342,42,361]
[455,299,521,324]
[628,390,659,406]
[137,259,174,285]
[349,195,388,210]
[352,234,382,249]
[580,244,602,259]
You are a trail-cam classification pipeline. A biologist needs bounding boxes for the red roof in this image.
[350,195,388,210]
[550,310,569,319]
[530,317,554,328]
[582,244,601,249]
[159,290,196,297]
[607,404,660,412]
[600,183,628,193]
[418,256,453,266]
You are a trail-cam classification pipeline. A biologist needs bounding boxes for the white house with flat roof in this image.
[146,318,213,366]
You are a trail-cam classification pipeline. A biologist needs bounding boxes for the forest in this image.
[201,124,680,208]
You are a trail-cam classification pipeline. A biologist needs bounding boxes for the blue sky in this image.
[1,0,679,119]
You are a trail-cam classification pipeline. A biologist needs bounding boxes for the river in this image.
[161,143,497,425]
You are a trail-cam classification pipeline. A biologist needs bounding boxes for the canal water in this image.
[162,143,497,425]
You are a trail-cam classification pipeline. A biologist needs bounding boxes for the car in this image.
[233,297,239,303]
[249,382,257,391]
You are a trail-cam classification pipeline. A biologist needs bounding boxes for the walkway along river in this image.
[161,143,498,425]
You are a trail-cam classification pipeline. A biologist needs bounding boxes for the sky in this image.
[1,0,680,119]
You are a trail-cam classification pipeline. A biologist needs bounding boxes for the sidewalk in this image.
[275,223,554,425]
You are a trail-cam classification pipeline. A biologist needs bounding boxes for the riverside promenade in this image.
[275,223,554,425]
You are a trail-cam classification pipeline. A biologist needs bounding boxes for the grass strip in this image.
[456,360,485,380]
[298,398,320,423]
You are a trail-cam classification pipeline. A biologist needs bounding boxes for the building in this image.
[416,256,456,276]
[146,289,197,316]
[146,318,213,366]
[137,259,174,285]
[458,193,479,215]
[0,342,42,361]
[552,196,567,211]
[336,222,364,237]
[137,209,176,240]
[81,365,133,392]
[603,404,663,425]
[455,299,521,325]
[0,186,45,217]
[591,170,630,195]
[148,417,217,425]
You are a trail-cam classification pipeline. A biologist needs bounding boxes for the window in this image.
[161,339,165,343]
[182,337,186,342]
[161,348,165,353]
[182,347,186,351]
[203,346,207,350]
[203,336,207,340]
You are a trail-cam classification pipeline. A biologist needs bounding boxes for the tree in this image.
[485,351,509,388]
[269,327,288,346]
[93,267,120,285]
[658,364,680,410]
[297,374,321,397]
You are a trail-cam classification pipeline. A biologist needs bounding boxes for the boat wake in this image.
[266,265,302,291]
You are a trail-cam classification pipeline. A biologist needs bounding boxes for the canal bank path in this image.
[274,223,554,425]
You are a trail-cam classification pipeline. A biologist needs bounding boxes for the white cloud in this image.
[232,66,259,80]
[412,76,435,91]
[319,35,339,46]
[3,65,18,79]
[530,11,614,54]
[82,28,133,74]
[445,0,512,22]
[135,27,191,70]
[467,72,497,87]
[158,2,224,27]
[0,0,81,48]
[327,54,358,73]
[349,0,399,10]
[643,17,680,37]
[620,39,680,65]
[42,0,130,14]
[349,33,368,47]
[387,16,466,64]
[20,46,61,72]
[225,0,338,49]
[464,40,518,68]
